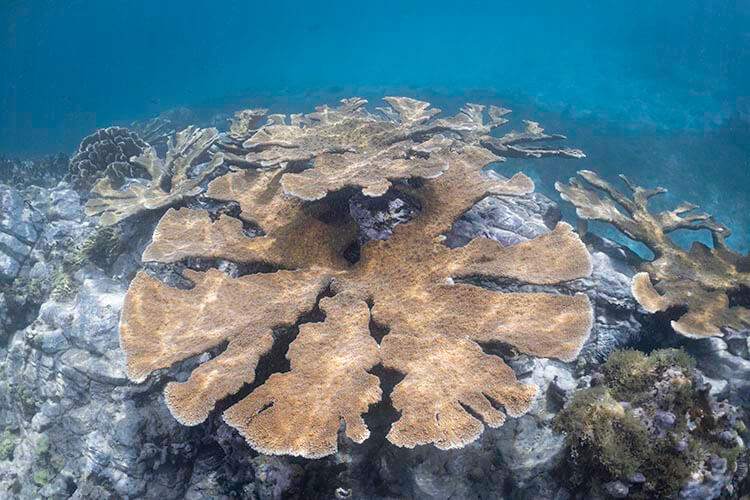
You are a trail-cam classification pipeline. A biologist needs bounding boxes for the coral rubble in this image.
[120,97,594,458]
[556,170,750,338]
[0,153,68,189]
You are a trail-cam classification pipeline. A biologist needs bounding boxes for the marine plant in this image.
[84,126,224,226]
[118,97,594,458]
[0,430,17,460]
[556,170,750,338]
[49,268,76,301]
[31,469,49,487]
[68,225,125,270]
[555,349,747,498]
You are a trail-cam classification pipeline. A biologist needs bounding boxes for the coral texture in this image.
[84,126,224,226]
[68,127,148,190]
[230,96,583,200]
[130,107,197,154]
[556,170,750,338]
[120,98,593,458]
[227,108,269,142]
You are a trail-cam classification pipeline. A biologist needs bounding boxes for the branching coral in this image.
[228,97,583,200]
[84,126,224,226]
[130,107,197,154]
[143,167,358,270]
[119,97,593,458]
[227,108,269,142]
[556,170,750,338]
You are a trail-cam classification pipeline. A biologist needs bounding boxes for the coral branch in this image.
[85,126,224,226]
[557,170,750,337]
[381,334,536,449]
[224,293,381,458]
[121,268,330,424]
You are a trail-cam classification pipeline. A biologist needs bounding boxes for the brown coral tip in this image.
[120,268,331,424]
[631,272,670,313]
[228,97,583,201]
[143,169,358,270]
[381,334,537,449]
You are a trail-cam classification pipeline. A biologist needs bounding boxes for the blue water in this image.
[2,0,749,250]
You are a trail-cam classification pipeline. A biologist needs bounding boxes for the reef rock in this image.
[0,184,42,282]
[685,333,750,409]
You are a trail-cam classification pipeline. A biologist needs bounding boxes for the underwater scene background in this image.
[1,0,750,499]
[3,0,750,251]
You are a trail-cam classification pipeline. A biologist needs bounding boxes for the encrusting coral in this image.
[556,170,750,338]
[119,97,594,458]
[84,126,224,226]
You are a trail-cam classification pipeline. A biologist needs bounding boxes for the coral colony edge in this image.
[0,97,748,498]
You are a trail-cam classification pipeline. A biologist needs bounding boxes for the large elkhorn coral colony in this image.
[87,97,598,458]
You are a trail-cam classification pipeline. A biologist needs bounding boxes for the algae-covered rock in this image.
[555,349,748,499]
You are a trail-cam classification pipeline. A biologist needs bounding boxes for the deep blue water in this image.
[2,0,749,251]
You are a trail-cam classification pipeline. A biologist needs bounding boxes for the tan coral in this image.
[331,216,591,448]
[381,334,537,449]
[228,108,268,141]
[121,268,330,425]
[119,97,593,458]
[223,293,381,458]
[85,126,224,226]
[229,97,583,200]
[143,168,357,270]
[557,169,750,338]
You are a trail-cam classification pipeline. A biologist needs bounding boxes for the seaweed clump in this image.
[555,349,747,498]
[117,97,594,458]
[66,225,125,271]
[556,170,750,338]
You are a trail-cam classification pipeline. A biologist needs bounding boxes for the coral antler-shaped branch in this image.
[85,126,224,226]
[225,97,584,201]
[120,98,593,458]
[227,108,269,142]
[142,167,358,270]
[556,170,750,337]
